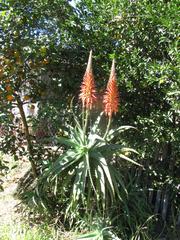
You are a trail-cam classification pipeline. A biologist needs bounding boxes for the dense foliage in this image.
[0,0,179,239]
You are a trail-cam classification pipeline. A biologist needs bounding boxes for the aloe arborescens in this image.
[103,59,119,118]
[40,52,140,222]
[79,50,97,110]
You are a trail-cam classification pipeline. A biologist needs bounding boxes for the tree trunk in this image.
[16,97,37,178]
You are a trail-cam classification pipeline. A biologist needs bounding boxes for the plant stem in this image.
[103,116,112,140]
[83,109,89,142]
[82,106,85,130]
[16,96,37,178]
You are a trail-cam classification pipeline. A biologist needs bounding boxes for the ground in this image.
[0,155,76,240]
[0,156,29,226]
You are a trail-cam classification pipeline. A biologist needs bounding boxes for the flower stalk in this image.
[79,50,97,141]
[103,59,119,118]
[79,50,97,111]
[79,54,119,141]
[103,116,112,140]
[103,59,119,139]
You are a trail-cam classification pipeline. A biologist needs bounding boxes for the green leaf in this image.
[107,126,136,141]
[77,230,102,239]
[0,10,7,17]
[46,150,83,180]
[119,154,143,167]
[72,159,87,202]
[86,153,97,196]
[120,147,139,155]
[95,164,105,202]
[56,136,77,148]
[110,165,128,197]
[97,152,115,196]
[91,112,103,133]
[88,133,105,148]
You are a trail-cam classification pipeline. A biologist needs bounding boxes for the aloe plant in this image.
[77,227,121,240]
[42,112,140,216]
[38,54,142,219]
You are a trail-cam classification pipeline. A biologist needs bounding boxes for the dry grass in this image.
[0,223,77,240]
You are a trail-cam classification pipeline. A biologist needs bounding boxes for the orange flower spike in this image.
[79,50,96,110]
[103,59,119,117]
